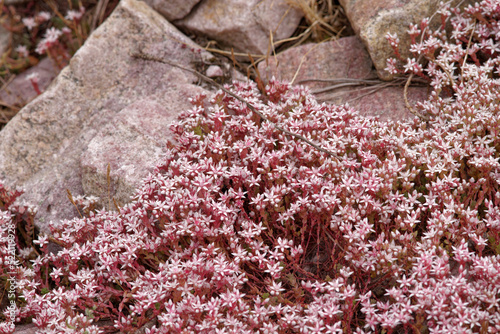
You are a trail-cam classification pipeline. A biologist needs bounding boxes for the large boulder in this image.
[339,0,477,80]
[0,0,230,234]
[174,0,303,56]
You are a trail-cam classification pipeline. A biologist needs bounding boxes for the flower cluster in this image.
[1,0,500,333]
[0,182,39,333]
[21,11,51,32]
[386,0,500,91]
[3,2,116,88]
[17,6,87,70]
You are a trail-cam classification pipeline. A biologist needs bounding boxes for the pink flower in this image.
[66,9,84,22]
[22,17,37,30]
[35,41,48,55]
[44,27,62,44]
[15,45,29,58]
[36,11,51,22]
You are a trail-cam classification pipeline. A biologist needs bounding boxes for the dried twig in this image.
[131,51,340,159]
[299,78,378,84]
[285,0,346,40]
[311,80,389,94]
[66,189,83,219]
[461,19,477,79]
[0,100,20,111]
[301,76,428,94]
[0,108,19,125]
[202,47,265,60]
[315,82,394,104]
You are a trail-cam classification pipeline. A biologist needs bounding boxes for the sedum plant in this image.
[2,0,500,333]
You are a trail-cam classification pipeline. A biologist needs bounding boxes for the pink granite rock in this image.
[175,0,303,56]
[80,98,205,208]
[0,0,230,234]
[143,0,201,21]
[339,0,475,80]
[258,36,429,122]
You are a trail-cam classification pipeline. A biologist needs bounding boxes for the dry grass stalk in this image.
[91,0,111,32]
[285,0,348,42]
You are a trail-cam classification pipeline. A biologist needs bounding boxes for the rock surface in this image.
[0,0,224,234]
[143,0,201,21]
[174,0,303,56]
[258,36,429,122]
[339,0,476,80]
